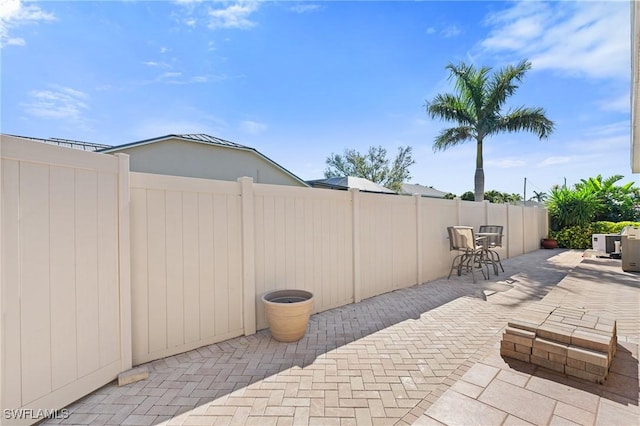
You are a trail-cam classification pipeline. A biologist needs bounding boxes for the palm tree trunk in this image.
[474,168,484,201]
[474,138,484,201]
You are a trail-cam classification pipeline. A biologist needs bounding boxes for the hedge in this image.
[549,221,640,249]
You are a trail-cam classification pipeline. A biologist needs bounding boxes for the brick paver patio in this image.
[46,250,639,426]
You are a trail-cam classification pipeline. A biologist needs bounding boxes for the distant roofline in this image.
[3,134,111,150]
[306,176,396,194]
[99,133,309,187]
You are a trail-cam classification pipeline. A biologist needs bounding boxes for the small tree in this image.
[460,191,475,201]
[324,145,415,192]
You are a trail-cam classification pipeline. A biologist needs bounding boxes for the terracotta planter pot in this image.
[262,290,314,342]
[541,238,558,249]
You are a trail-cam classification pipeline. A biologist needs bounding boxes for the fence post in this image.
[505,203,510,259]
[456,197,462,225]
[521,205,526,254]
[533,206,539,248]
[414,194,422,285]
[115,153,132,372]
[239,177,256,335]
[484,200,490,224]
[350,188,362,303]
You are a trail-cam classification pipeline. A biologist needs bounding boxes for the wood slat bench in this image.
[500,303,617,384]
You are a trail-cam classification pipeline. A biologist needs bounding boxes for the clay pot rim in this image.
[262,289,314,305]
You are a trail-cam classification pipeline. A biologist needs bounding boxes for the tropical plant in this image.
[325,145,414,192]
[460,191,475,201]
[574,175,640,222]
[529,190,547,203]
[546,186,600,231]
[484,190,522,204]
[550,221,640,249]
[426,59,555,201]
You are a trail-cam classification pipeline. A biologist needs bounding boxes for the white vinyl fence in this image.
[1,135,548,424]
[0,136,131,425]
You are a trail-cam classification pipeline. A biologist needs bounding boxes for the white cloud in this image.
[148,71,227,85]
[424,24,461,38]
[485,158,526,168]
[143,61,170,68]
[538,156,571,167]
[480,2,629,80]
[240,120,267,135]
[21,86,89,120]
[0,0,55,48]
[441,25,461,38]
[598,93,630,113]
[207,1,260,30]
[585,120,630,138]
[289,4,321,14]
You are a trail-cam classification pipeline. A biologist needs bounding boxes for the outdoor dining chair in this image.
[447,226,490,283]
[477,225,505,274]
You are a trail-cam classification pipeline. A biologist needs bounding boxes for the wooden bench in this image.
[500,303,617,384]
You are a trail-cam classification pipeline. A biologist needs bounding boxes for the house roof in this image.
[307,176,396,194]
[97,133,247,152]
[98,133,309,187]
[2,134,111,151]
[400,183,448,198]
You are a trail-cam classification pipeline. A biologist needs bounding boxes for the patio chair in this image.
[478,225,505,274]
[447,226,490,283]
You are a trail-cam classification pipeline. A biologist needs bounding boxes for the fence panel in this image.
[507,205,525,257]
[1,136,125,425]
[129,173,244,365]
[486,203,508,259]
[459,200,486,229]
[523,207,540,252]
[359,193,417,299]
[420,198,459,282]
[253,185,353,330]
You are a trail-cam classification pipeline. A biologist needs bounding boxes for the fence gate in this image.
[0,136,131,425]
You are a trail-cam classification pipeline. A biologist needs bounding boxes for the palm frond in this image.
[485,60,531,112]
[446,62,490,119]
[498,106,555,139]
[432,126,475,152]
[426,93,475,125]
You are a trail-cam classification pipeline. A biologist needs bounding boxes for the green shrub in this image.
[549,221,640,249]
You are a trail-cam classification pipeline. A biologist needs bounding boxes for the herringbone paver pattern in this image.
[46,250,587,426]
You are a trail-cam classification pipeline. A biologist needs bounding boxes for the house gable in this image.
[101,135,308,187]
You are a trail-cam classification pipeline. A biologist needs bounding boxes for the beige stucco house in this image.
[99,134,308,187]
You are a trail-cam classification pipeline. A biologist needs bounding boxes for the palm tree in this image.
[426,59,555,201]
[530,190,547,203]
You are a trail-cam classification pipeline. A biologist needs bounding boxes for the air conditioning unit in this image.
[621,226,640,272]
[592,234,622,255]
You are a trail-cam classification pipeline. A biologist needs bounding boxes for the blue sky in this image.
[1,0,636,196]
